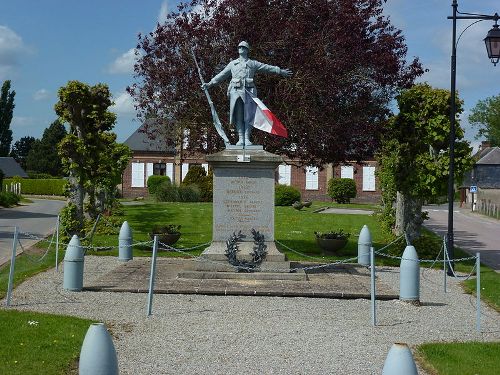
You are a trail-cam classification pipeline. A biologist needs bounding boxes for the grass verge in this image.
[0,309,94,375]
[416,342,500,375]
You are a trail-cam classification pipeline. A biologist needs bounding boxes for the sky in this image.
[1,0,499,151]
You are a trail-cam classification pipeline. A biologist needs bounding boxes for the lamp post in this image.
[447,1,499,274]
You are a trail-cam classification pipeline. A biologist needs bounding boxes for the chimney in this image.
[481,140,491,150]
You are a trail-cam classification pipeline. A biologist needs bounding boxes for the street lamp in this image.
[447,1,499,274]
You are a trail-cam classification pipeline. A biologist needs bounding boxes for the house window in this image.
[153,163,167,176]
[131,162,145,187]
[363,166,376,191]
[202,163,209,173]
[278,164,291,185]
[341,165,354,179]
[305,166,318,190]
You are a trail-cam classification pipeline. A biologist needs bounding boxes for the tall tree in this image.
[128,0,423,166]
[468,93,500,146]
[0,80,15,156]
[56,80,131,232]
[10,136,36,170]
[377,83,473,241]
[26,120,67,176]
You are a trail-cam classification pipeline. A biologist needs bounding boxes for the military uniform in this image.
[208,58,284,127]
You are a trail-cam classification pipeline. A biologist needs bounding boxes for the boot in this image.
[236,130,245,146]
[244,126,253,146]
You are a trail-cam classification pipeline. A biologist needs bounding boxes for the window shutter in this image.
[131,163,145,187]
[363,166,376,191]
[166,163,174,181]
[341,166,354,179]
[181,163,189,181]
[146,163,154,179]
[278,164,291,185]
[305,166,318,190]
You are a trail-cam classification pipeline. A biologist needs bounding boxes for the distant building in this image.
[461,141,500,211]
[121,123,381,203]
[0,157,28,178]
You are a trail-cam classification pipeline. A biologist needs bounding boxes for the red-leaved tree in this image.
[128,0,423,166]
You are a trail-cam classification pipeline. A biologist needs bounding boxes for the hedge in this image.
[3,178,67,196]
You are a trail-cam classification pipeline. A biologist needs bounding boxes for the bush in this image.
[182,165,206,186]
[178,184,201,202]
[275,184,301,206]
[147,175,171,195]
[27,172,56,179]
[327,178,357,203]
[3,178,67,196]
[182,165,213,201]
[0,191,20,207]
[156,181,180,202]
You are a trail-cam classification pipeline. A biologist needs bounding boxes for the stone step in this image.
[177,270,307,281]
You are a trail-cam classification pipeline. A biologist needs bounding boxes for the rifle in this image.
[190,47,230,145]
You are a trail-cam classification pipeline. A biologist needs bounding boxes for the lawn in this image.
[417,342,500,375]
[0,309,94,375]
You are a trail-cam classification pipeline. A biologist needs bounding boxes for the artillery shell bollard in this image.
[400,245,420,303]
[63,235,84,291]
[118,221,133,262]
[79,323,119,375]
[382,343,418,375]
[358,225,372,266]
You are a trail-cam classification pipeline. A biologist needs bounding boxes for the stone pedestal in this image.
[201,148,286,263]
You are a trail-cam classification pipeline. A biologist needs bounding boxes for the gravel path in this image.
[3,256,499,374]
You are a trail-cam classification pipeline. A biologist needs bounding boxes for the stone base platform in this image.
[201,241,286,262]
[84,258,398,299]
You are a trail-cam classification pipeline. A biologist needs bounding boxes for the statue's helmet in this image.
[238,41,250,50]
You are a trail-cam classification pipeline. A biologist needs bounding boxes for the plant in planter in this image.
[315,230,350,254]
[149,224,182,246]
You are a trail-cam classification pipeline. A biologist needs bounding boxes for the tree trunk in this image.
[394,191,423,243]
[67,175,85,235]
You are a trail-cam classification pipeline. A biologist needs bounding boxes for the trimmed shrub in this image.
[182,165,213,201]
[4,178,67,196]
[182,165,206,186]
[327,178,357,203]
[147,175,171,195]
[275,184,301,206]
[27,172,56,179]
[156,181,180,202]
[178,184,201,202]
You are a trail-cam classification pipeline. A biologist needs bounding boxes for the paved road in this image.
[424,204,500,271]
[0,199,65,267]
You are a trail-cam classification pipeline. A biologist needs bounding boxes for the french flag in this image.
[245,92,288,138]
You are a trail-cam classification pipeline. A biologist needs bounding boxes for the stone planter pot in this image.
[316,237,348,255]
[149,232,181,247]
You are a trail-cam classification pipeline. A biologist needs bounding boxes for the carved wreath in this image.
[225,229,267,272]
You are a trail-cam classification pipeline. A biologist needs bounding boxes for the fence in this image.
[3,221,484,332]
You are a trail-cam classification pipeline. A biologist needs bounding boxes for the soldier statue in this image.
[202,41,292,146]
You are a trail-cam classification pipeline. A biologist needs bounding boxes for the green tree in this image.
[56,80,130,233]
[10,136,36,170]
[25,120,67,176]
[468,94,500,146]
[0,80,15,156]
[377,83,473,241]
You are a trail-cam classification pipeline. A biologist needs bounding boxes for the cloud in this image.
[11,116,35,128]
[111,91,136,115]
[33,89,49,101]
[0,25,28,79]
[107,48,138,74]
[158,1,169,25]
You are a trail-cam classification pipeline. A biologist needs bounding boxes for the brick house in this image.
[121,123,381,203]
